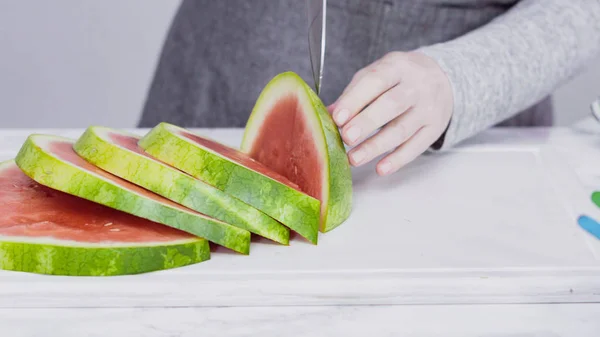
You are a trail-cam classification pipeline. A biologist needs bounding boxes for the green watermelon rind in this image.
[0,160,210,277]
[241,71,353,233]
[73,126,290,245]
[303,80,353,232]
[14,135,251,254]
[0,236,210,277]
[138,123,321,244]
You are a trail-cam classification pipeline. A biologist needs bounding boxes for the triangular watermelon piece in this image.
[138,122,321,244]
[0,160,210,276]
[73,126,290,245]
[14,134,251,254]
[241,71,353,232]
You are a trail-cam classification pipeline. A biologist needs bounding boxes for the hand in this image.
[328,51,454,176]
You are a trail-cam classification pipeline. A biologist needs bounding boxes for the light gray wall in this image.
[0,1,598,128]
[0,0,181,128]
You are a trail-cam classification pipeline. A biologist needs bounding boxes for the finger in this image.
[332,61,401,127]
[340,69,368,97]
[376,126,439,176]
[328,63,376,112]
[347,107,424,167]
[340,84,417,145]
[339,61,377,96]
[326,102,337,114]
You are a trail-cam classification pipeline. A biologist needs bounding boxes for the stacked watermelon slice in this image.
[0,72,353,276]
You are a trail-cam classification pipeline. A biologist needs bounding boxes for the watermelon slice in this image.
[241,71,353,232]
[14,134,251,254]
[138,122,321,244]
[73,126,290,245]
[0,160,210,276]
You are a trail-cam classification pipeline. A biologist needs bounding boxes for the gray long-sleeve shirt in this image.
[419,0,600,149]
[139,0,600,150]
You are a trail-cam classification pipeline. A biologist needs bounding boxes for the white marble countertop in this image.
[2,304,600,337]
[1,118,600,336]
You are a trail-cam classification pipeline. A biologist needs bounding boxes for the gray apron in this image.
[139,0,552,129]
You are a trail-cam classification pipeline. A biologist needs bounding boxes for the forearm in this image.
[418,0,600,150]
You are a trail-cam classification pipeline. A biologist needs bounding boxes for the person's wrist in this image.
[410,48,456,151]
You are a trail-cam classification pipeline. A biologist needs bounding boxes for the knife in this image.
[306,0,327,95]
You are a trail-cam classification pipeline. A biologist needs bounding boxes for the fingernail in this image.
[379,161,392,175]
[350,149,365,164]
[335,109,349,124]
[345,126,361,143]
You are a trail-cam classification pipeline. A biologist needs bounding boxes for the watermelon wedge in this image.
[73,126,290,245]
[14,134,251,254]
[139,122,321,244]
[0,160,210,276]
[241,71,353,232]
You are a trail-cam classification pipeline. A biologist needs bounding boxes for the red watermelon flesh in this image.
[0,162,195,244]
[15,135,250,254]
[108,133,151,155]
[177,130,303,191]
[241,95,324,207]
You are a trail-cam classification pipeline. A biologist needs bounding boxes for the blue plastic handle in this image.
[578,215,600,240]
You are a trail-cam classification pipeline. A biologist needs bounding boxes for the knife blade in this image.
[306,0,327,95]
